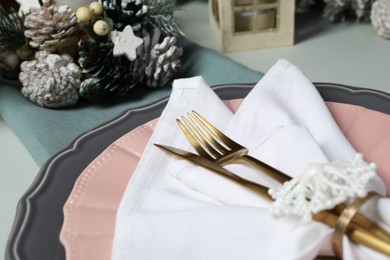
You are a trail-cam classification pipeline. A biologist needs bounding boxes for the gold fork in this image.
[177,110,290,184]
[177,110,390,242]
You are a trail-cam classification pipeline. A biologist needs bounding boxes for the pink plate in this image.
[60,99,390,260]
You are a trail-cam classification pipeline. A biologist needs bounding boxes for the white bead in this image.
[76,6,92,23]
[3,53,19,68]
[93,20,109,36]
[89,1,104,16]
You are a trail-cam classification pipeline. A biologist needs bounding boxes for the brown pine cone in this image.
[24,0,78,52]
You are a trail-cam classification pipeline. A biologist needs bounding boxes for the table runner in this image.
[0,38,263,166]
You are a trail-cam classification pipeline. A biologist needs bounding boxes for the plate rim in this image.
[6,83,390,260]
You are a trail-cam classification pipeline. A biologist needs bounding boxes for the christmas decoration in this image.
[1,0,184,108]
[0,6,29,78]
[111,25,143,61]
[0,47,20,78]
[138,28,182,88]
[296,0,377,23]
[78,38,137,100]
[100,0,148,32]
[19,50,81,108]
[295,0,317,15]
[93,19,110,36]
[0,6,25,51]
[76,0,183,99]
[144,35,182,88]
[75,2,113,41]
[147,0,184,36]
[89,1,104,16]
[322,0,374,22]
[24,0,79,52]
[370,0,390,39]
[3,52,20,68]
[76,6,92,24]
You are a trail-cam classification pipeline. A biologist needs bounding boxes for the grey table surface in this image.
[1,0,389,257]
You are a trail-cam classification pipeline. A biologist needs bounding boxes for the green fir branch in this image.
[146,0,184,36]
[0,6,26,51]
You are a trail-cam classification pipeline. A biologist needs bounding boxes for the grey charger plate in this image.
[5,83,390,260]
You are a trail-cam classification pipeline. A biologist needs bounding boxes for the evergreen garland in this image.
[76,0,184,101]
[99,0,148,32]
[296,0,375,22]
[0,6,26,51]
[78,38,138,100]
[146,0,184,36]
[295,0,317,14]
[323,0,374,22]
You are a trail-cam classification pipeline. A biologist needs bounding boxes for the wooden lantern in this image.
[209,0,295,52]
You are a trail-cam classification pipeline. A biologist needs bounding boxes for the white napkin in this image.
[167,60,388,260]
[112,60,389,260]
[112,76,237,259]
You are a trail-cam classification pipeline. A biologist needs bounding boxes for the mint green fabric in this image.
[0,39,263,166]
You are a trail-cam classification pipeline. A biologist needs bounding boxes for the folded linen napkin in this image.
[112,60,389,260]
[168,59,389,259]
[112,76,237,259]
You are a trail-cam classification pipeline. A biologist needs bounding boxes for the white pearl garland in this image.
[268,153,376,224]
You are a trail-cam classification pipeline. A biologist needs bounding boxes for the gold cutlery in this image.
[177,110,390,243]
[154,143,390,256]
[155,143,271,200]
[177,110,290,183]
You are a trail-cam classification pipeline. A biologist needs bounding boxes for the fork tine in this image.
[187,113,229,153]
[182,117,220,155]
[192,110,241,148]
[182,116,226,157]
[177,118,215,160]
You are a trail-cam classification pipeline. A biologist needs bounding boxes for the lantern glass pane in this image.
[234,0,254,6]
[234,10,254,32]
[257,0,277,4]
[257,8,276,30]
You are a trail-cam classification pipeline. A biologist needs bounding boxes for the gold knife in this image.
[154,143,271,200]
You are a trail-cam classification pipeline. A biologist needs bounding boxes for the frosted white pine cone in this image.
[19,51,81,108]
[144,36,183,88]
[371,0,390,39]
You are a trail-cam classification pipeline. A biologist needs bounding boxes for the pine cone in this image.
[0,6,26,51]
[24,0,78,51]
[371,0,390,39]
[146,0,184,37]
[78,38,138,100]
[134,27,182,88]
[132,27,161,84]
[99,0,148,32]
[19,50,81,108]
